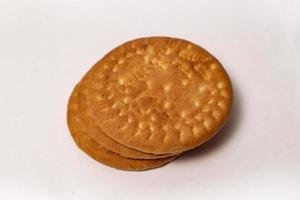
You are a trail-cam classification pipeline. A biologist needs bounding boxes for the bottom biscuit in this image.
[67,85,178,171]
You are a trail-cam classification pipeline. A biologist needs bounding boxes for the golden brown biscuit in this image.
[76,74,176,159]
[86,37,233,154]
[67,85,178,171]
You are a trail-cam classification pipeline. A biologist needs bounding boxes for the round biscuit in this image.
[86,37,233,154]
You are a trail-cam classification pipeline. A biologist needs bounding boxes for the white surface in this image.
[0,0,299,199]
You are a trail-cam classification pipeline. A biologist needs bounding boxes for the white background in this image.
[0,0,299,199]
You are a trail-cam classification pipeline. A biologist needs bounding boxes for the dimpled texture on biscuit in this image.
[67,85,178,171]
[86,37,233,154]
[76,73,176,159]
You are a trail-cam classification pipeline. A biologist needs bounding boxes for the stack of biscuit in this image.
[67,37,233,171]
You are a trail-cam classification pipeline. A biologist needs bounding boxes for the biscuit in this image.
[67,85,178,171]
[86,37,233,154]
[77,73,176,159]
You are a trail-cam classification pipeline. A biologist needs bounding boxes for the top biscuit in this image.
[86,37,233,154]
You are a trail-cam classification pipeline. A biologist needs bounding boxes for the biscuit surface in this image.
[67,86,178,171]
[86,37,233,154]
[77,74,176,159]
